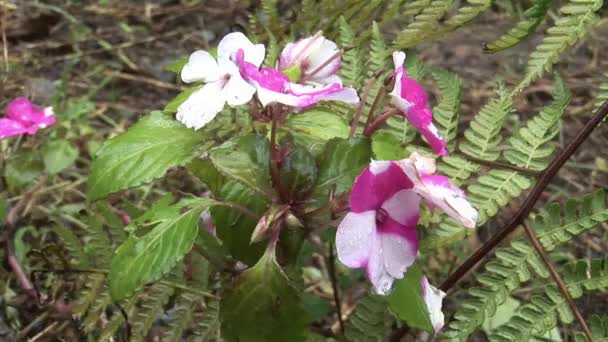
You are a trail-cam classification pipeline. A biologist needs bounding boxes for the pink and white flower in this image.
[421,276,446,332]
[177,32,265,129]
[335,153,477,294]
[389,52,448,156]
[279,32,342,85]
[0,97,55,139]
[236,39,358,108]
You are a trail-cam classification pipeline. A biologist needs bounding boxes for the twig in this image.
[522,222,595,342]
[440,100,608,292]
[460,154,542,177]
[363,84,386,131]
[363,109,400,137]
[328,242,345,335]
[350,78,376,138]
[1,4,8,73]
[105,70,186,91]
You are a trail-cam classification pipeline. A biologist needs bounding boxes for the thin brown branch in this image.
[328,242,345,335]
[441,100,608,292]
[363,84,386,131]
[461,154,542,177]
[350,78,376,138]
[522,222,595,342]
[363,109,400,137]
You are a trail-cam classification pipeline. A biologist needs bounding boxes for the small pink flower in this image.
[236,45,358,108]
[421,276,446,332]
[336,153,477,294]
[389,52,448,156]
[0,97,55,139]
[279,32,342,85]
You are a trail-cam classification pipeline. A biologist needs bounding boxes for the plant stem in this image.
[460,154,542,177]
[363,109,400,137]
[269,109,284,201]
[350,78,376,138]
[363,85,386,131]
[328,241,345,335]
[521,222,595,342]
[440,100,608,292]
[217,200,259,220]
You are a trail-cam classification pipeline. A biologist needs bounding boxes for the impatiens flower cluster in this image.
[390,52,448,156]
[177,32,359,130]
[335,152,477,330]
[0,97,55,139]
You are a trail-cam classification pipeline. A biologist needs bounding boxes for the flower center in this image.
[376,208,388,224]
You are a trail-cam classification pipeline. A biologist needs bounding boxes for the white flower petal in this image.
[306,38,340,79]
[181,50,221,83]
[381,189,420,226]
[336,211,376,268]
[217,32,265,67]
[223,73,256,106]
[422,276,446,332]
[366,235,395,295]
[380,232,417,279]
[393,51,406,69]
[176,82,226,130]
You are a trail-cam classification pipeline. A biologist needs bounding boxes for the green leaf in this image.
[371,130,409,160]
[280,146,318,200]
[386,264,434,332]
[285,108,350,151]
[345,294,388,341]
[316,137,372,196]
[4,151,44,192]
[88,111,204,201]
[60,97,95,120]
[109,198,214,301]
[164,55,188,74]
[0,194,7,225]
[209,134,272,196]
[211,181,267,265]
[220,251,310,342]
[187,158,227,196]
[42,140,78,174]
[163,86,201,114]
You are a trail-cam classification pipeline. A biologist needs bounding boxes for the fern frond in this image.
[191,298,222,341]
[459,82,513,161]
[420,217,472,251]
[593,74,608,111]
[131,282,175,341]
[431,69,463,152]
[73,273,106,322]
[260,0,281,36]
[491,259,608,341]
[383,117,417,145]
[52,225,91,268]
[534,190,608,251]
[363,22,390,119]
[504,75,571,170]
[381,0,409,25]
[338,17,364,87]
[485,0,553,53]
[263,31,281,67]
[575,315,608,342]
[441,0,493,30]
[468,170,533,224]
[515,0,603,92]
[162,292,197,342]
[394,0,455,49]
[437,156,481,186]
[443,240,547,341]
[344,294,388,341]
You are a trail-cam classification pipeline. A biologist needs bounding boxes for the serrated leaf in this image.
[209,134,273,196]
[42,140,78,174]
[285,108,350,152]
[187,158,228,196]
[220,251,310,342]
[88,111,205,201]
[280,146,318,200]
[109,198,214,301]
[4,150,44,192]
[316,137,372,196]
[371,130,409,160]
[164,86,201,114]
[387,264,434,332]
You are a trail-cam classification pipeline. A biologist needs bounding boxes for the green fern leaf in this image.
[431,69,463,152]
[504,75,571,170]
[574,315,608,342]
[534,190,608,250]
[491,259,608,341]
[53,225,91,268]
[420,217,472,251]
[442,0,493,30]
[394,0,455,49]
[459,82,513,161]
[515,0,603,92]
[401,0,432,16]
[594,74,608,111]
[468,170,533,224]
[437,156,481,186]
[345,294,388,341]
[192,298,222,342]
[131,282,175,341]
[363,22,390,119]
[162,292,198,342]
[485,0,553,53]
[338,17,364,87]
[263,31,281,67]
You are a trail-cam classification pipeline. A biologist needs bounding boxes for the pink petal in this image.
[4,98,56,135]
[0,118,30,139]
[335,211,376,268]
[6,97,37,122]
[380,189,420,226]
[421,276,446,332]
[279,35,340,82]
[350,162,413,213]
